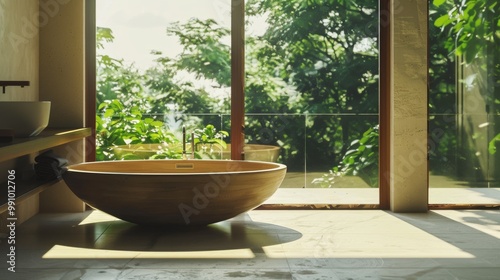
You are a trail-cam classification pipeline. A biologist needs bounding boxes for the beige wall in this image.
[0,0,39,101]
[0,0,41,229]
[390,0,429,212]
[39,0,86,212]
[39,0,84,128]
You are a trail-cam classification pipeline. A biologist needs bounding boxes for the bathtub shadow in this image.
[67,214,302,252]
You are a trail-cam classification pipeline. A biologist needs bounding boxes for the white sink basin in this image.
[0,101,51,137]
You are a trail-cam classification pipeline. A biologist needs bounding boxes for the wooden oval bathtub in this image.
[63,160,286,226]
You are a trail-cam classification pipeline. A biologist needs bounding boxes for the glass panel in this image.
[429,0,500,204]
[245,114,378,204]
[245,114,306,172]
[428,114,458,182]
[245,0,379,205]
[305,115,379,190]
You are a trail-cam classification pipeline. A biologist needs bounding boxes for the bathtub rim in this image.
[65,159,287,176]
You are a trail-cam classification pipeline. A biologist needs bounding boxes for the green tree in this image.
[149,17,305,167]
[95,27,180,160]
[246,0,379,170]
[96,1,381,177]
[146,19,229,129]
[433,0,499,63]
[132,1,380,172]
[428,1,461,175]
[432,0,499,168]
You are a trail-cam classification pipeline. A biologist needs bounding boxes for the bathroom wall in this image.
[0,0,86,218]
[0,0,39,100]
[0,1,41,231]
[39,0,85,128]
[38,0,86,213]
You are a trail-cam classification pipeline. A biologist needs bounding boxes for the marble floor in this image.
[278,173,500,205]
[265,188,500,205]
[1,209,499,280]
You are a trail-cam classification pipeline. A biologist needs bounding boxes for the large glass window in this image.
[245,2,379,204]
[96,0,380,205]
[429,0,500,205]
[96,0,231,161]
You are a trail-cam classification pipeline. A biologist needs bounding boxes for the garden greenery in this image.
[96,0,499,187]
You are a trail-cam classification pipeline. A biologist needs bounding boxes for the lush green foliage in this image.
[96,0,498,185]
[246,0,379,170]
[96,1,380,173]
[96,99,180,161]
[96,27,179,161]
[313,125,378,187]
[193,124,228,148]
[430,0,499,177]
[489,134,500,155]
[433,0,498,63]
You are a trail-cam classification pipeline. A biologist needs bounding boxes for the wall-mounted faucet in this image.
[0,81,30,93]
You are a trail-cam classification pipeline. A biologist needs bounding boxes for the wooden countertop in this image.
[0,128,92,162]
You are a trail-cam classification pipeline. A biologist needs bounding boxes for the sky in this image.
[96,0,232,71]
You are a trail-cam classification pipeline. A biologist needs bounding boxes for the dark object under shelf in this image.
[0,81,30,93]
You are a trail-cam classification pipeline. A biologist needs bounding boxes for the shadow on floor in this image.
[56,213,303,252]
[390,210,500,259]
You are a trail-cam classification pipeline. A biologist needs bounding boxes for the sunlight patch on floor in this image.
[42,245,256,259]
[78,210,120,225]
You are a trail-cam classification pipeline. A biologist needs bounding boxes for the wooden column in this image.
[85,0,96,162]
[231,0,245,160]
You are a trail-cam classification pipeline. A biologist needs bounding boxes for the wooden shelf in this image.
[0,128,91,162]
[0,127,91,214]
